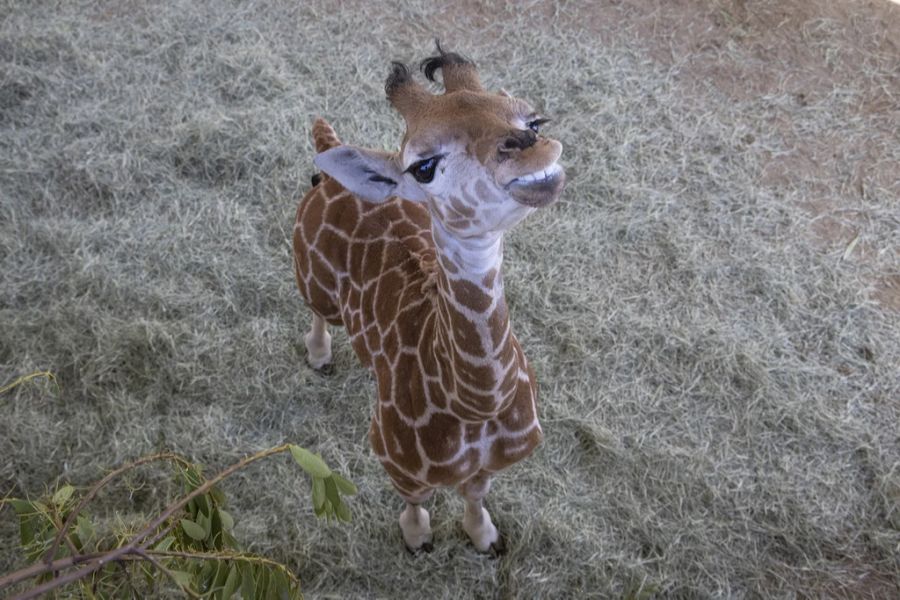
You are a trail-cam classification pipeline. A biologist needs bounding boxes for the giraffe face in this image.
[313,48,565,238]
[398,89,565,237]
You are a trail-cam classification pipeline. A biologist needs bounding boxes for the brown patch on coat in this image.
[449,278,493,313]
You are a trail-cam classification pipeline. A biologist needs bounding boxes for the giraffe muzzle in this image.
[505,163,566,208]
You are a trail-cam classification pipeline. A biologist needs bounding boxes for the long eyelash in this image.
[406,155,444,173]
[529,118,551,127]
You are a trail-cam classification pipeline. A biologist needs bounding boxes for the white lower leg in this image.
[459,475,500,553]
[462,499,499,552]
[304,314,332,369]
[399,503,432,551]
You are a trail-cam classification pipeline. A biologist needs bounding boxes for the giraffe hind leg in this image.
[304,312,333,373]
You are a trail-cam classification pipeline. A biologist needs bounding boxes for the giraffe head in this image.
[314,45,565,239]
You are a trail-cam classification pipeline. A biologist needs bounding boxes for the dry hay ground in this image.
[1,0,899,598]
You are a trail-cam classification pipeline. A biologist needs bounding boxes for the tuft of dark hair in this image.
[420,39,475,83]
[385,61,413,97]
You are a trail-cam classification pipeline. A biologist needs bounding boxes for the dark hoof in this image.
[306,360,335,375]
[405,541,434,555]
[311,172,322,187]
[487,536,506,558]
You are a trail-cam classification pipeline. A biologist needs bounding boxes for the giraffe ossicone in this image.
[292,44,565,553]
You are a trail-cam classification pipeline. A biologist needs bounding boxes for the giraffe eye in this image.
[409,156,440,184]
[527,118,550,133]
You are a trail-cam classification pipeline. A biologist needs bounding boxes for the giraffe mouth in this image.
[504,163,566,207]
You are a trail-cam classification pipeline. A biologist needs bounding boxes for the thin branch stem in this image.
[134,548,201,600]
[11,559,106,600]
[48,512,81,561]
[0,371,58,395]
[0,552,107,590]
[148,549,302,587]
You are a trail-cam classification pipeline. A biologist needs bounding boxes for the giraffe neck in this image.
[429,217,520,421]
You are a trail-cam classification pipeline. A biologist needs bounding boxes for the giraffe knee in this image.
[457,471,492,501]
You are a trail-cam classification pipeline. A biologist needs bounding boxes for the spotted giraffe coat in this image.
[293,130,542,499]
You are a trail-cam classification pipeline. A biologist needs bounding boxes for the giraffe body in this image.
[292,46,564,552]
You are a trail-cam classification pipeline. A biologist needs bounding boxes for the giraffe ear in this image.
[314,146,427,203]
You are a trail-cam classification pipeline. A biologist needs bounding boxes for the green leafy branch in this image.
[0,444,357,599]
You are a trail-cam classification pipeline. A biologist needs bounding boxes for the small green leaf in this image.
[223,531,239,549]
[52,485,75,507]
[197,512,212,538]
[9,500,39,547]
[332,473,358,495]
[324,476,341,509]
[9,499,36,515]
[198,493,213,517]
[209,511,223,548]
[180,518,207,541]
[182,466,203,491]
[335,500,351,523]
[198,561,215,592]
[19,517,35,547]
[311,478,326,511]
[69,515,95,552]
[240,563,255,599]
[273,569,290,600]
[212,560,229,594]
[218,509,234,531]
[256,567,269,598]
[74,514,95,550]
[170,570,193,588]
[210,486,226,506]
[153,535,176,552]
[289,446,332,478]
[222,564,240,600]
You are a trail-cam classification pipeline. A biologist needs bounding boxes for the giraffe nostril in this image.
[500,130,537,153]
[498,141,518,156]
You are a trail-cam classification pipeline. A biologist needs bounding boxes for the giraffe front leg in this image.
[458,472,504,555]
[304,313,333,373]
[390,471,435,553]
[396,486,434,553]
[399,501,433,553]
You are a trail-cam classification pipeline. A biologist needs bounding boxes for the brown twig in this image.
[48,512,82,562]
[0,551,107,590]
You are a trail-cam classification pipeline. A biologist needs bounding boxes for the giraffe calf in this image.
[292,44,565,554]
